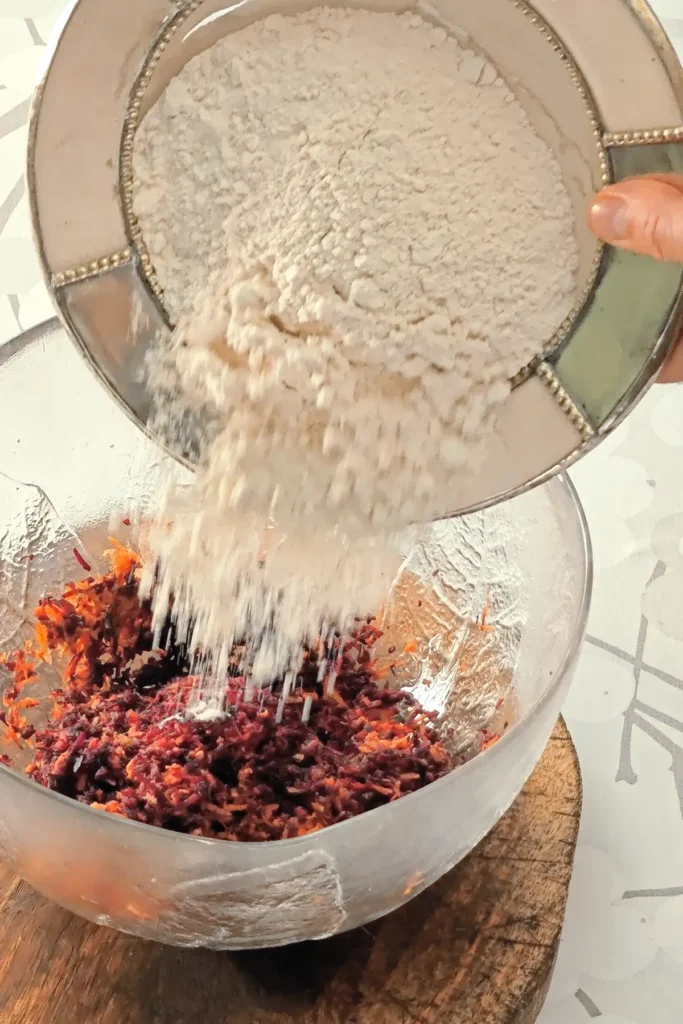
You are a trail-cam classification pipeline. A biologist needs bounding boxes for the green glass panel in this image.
[610,141,683,177]
[552,143,683,426]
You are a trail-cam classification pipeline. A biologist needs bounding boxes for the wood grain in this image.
[0,719,580,1024]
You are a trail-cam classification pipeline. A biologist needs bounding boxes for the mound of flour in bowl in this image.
[133,7,578,692]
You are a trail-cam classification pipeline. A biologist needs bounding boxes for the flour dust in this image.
[133,7,579,707]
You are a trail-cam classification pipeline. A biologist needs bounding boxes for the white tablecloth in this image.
[1,3,683,1021]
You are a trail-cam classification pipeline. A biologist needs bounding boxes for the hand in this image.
[588,174,683,383]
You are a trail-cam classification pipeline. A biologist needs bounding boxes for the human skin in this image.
[588,174,683,383]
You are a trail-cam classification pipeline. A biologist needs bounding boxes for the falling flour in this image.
[133,7,579,698]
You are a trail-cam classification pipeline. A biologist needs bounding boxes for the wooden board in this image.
[0,720,580,1024]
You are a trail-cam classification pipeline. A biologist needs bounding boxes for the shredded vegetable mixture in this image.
[0,546,480,841]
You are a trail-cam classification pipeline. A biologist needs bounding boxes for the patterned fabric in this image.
[2,3,683,1021]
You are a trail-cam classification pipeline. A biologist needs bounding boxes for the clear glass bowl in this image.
[0,322,591,948]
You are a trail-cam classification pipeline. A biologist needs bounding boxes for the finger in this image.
[624,173,683,196]
[588,176,683,261]
[659,335,683,383]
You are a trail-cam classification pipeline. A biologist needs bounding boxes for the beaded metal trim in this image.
[120,0,206,310]
[604,126,683,147]
[536,361,594,439]
[510,0,609,185]
[51,248,133,289]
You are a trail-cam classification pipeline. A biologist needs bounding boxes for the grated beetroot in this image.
[72,548,92,573]
[2,545,454,841]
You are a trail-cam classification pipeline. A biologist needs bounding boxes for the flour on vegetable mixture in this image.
[133,7,578,697]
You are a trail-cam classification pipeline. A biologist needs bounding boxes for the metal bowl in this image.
[27,0,683,515]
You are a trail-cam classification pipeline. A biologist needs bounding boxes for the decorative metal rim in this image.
[605,126,683,146]
[51,248,132,288]
[120,0,204,319]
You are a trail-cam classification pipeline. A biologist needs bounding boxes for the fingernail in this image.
[589,195,630,242]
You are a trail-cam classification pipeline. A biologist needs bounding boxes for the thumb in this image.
[588,175,683,262]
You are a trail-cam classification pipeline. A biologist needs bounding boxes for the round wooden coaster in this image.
[0,719,580,1024]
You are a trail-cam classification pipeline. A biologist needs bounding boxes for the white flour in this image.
[133,7,578,694]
